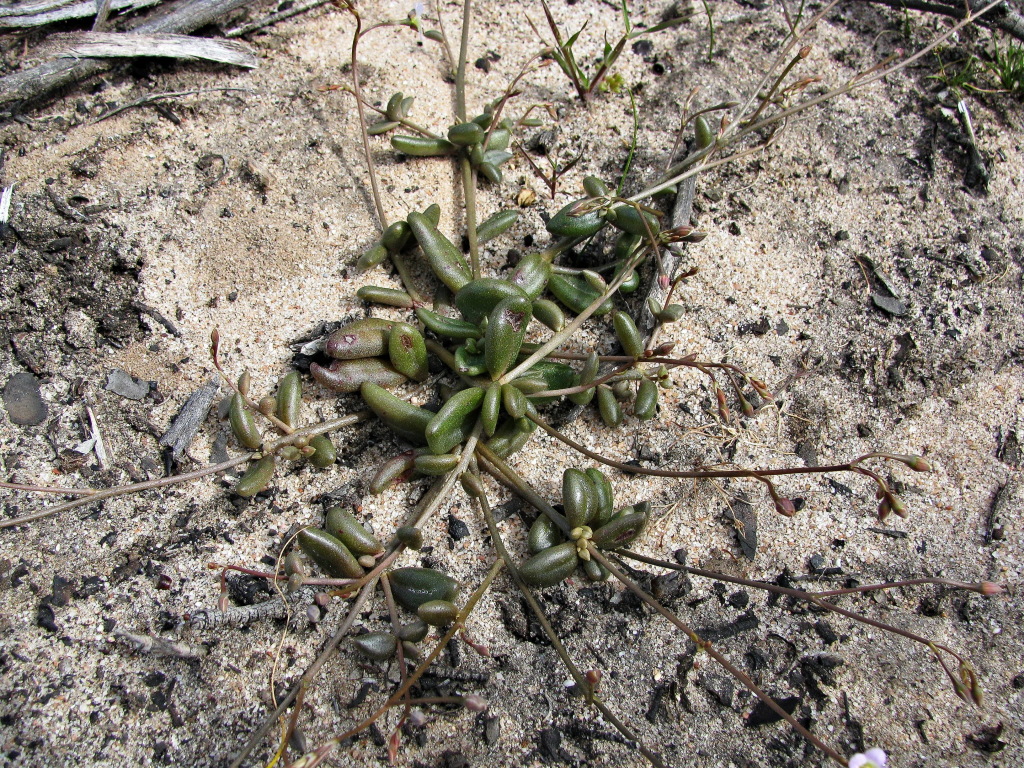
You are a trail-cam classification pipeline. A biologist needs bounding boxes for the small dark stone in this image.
[745,695,800,727]
[728,221,741,235]
[730,492,757,559]
[539,727,566,762]
[474,57,490,72]
[738,316,772,336]
[857,423,873,437]
[835,230,850,241]
[814,621,838,645]
[105,369,151,400]
[699,672,735,707]
[447,514,470,541]
[49,576,75,607]
[3,372,48,425]
[775,318,790,335]
[795,441,818,466]
[728,591,749,609]
[631,39,653,56]
[37,603,58,633]
[484,715,500,746]
[871,293,908,317]
[1011,673,1024,689]
[809,554,826,574]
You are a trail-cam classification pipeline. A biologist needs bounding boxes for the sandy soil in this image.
[0,1,1022,767]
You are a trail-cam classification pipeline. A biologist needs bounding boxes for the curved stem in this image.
[589,546,847,764]
[346,6,388,228]
[454,0,472,122]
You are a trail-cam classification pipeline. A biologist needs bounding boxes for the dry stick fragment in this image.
[224,0,331,38]
[92,0,113,31]
[0,0,258,112]
[94,86,250,122]
[113,628,208,658]
[159,378,219,459]
[0,0,159,27]
[55,31,259,68]
[188,587,316,629]
[853,0,1024,42]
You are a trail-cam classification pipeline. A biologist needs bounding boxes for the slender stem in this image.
[455,0,472,122]
[589,547,847,764]
[461,158,481,277]
[0,480,98,496]
[469,475,666,768]
[345,6,388,228]
[1,413,370,529]
[228,578,378,768]
[474,442,570,534]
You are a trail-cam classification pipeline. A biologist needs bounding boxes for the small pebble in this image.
[3,372,48,425]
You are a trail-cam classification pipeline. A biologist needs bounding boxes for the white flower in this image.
[849,748,887,768]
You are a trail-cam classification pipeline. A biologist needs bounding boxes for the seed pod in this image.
[407,211,472,292]
[585,468,615,527]
[547,273,613,316]
[235,455,276,497]
[381,220,413,252]
[694,114,715,149]
[325,318,393,360]
[307,434,337,468]
[569,351,600,406]
[477,161,501,184]
[528,514,562,554]
[385,92,405,121]
[414,451,461,476]
[395,525,424,550]
[229,393,262,450]
[448,121,485,146]
[311,358,406,394]
[455,278,529,324]
[397,617,429,642]
[415,307,482,339]
[546,198,606,238]
[417,599,459,626]
[634,378,658,420]
[485,295,532,380]
[360,382,433,444]
[325,506,383,556]
[485,416,536,457]
[391,135,457,157]
[592,505,649,550]
[357,242,390,271]
[519,541,579,587]
[531,298,564,331]
[425,386,486,455]
[367,120,400,135]
[481,383,501,437]
[608,204,660,236]
[582,176,611,198]
[501,382,528,420]
[612,310,645,358]
[389,567,460,611]
[582,558,610,582]
[297,527,364,578]
[276,372,302,428]
[507,252,551,299]
[454,344,487,376]
[353,632,397,661]
[356,286,416,308]
[237,371,251,397]
[477,210,519,243]
[388,322,429,382]
[596,384,622,427]
[562,468,596,528]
